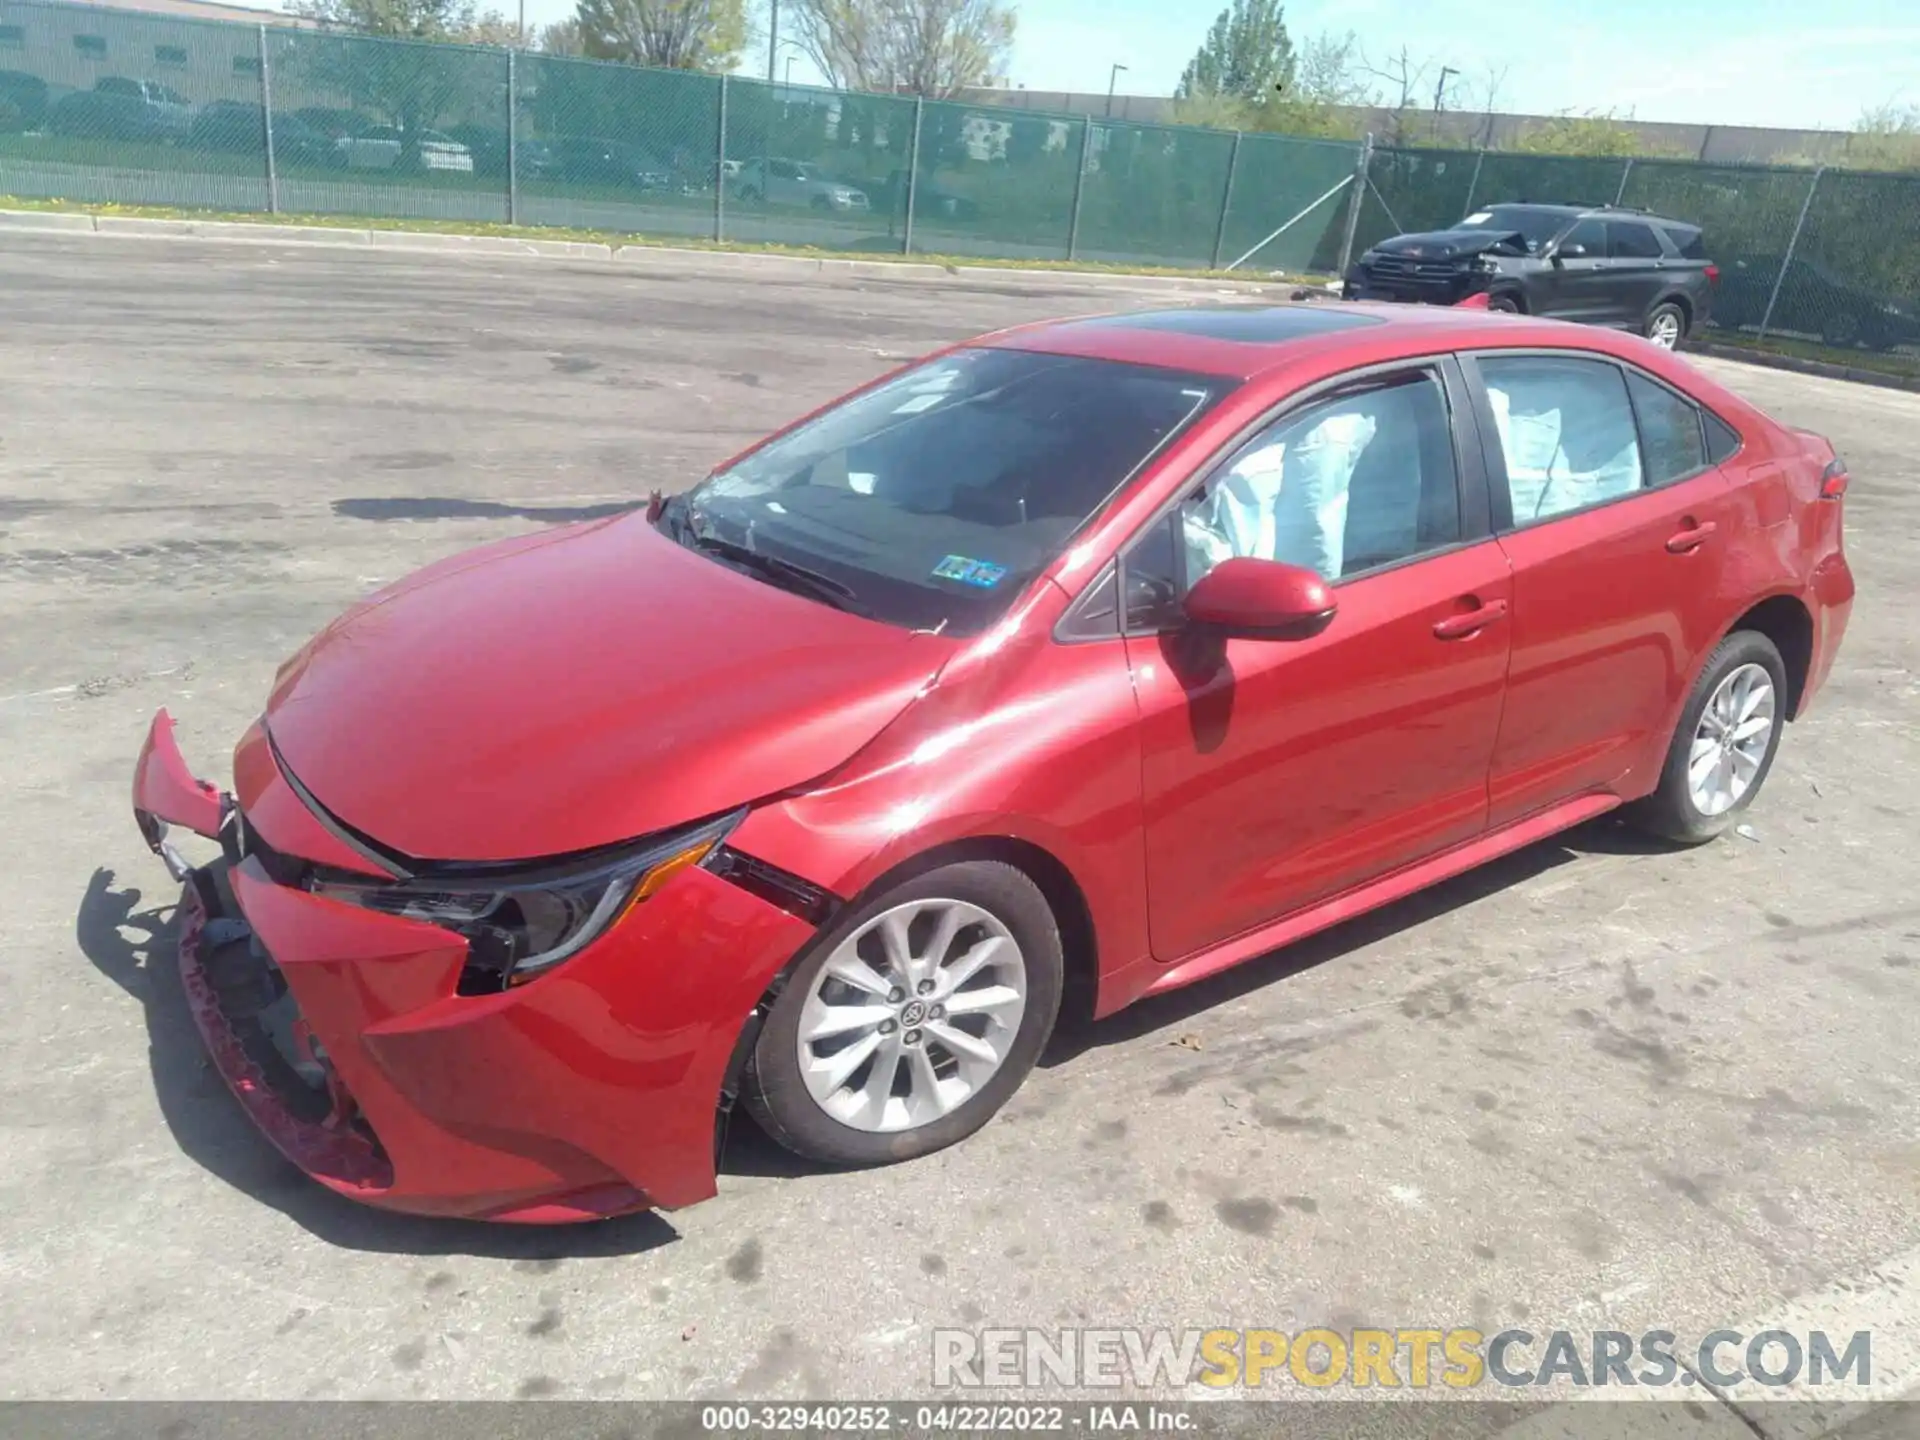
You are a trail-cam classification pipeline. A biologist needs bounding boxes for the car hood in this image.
[262,513,952,864]
[1370,228,1530,260]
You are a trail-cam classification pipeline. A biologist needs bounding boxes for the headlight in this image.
[312,810,743,991]
[1472,255,1501,273]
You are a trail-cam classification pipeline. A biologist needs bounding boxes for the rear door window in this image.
[1607,221,1666,259]
[1478,355,1644,524]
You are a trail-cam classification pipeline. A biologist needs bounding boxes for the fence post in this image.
[1065,116,1093,261]
[714,75,729,244]
[256,24,278,215]
[1759,166,1823,341]
[505,47,518,226]
[902,96,924,255]
[1336,132,1373,277]
[1209,130,1243,270]
[1613,157,1634,206]
[1461,147,1484,216]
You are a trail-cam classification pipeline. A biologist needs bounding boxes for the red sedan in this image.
[132,303,1853,1223]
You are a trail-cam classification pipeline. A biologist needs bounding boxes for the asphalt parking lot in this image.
[3,232,1920,1425]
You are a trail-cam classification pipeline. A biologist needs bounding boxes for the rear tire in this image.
[1626,631,1787,844]
[1645,300,1688,349]
[743,861,1063,1167]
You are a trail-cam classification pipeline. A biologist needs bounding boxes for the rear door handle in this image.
[1433,598,1509,640]
[1666,520,1718,553]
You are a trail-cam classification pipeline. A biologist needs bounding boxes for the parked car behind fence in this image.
[335,124,474,175]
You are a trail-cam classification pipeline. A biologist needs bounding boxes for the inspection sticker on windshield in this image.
[932,555,1008,588]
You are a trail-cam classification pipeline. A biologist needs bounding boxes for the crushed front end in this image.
[131,710,826,1222]
[1342,228,1531,306]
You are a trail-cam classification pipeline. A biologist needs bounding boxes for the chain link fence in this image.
[2,0,1915,369]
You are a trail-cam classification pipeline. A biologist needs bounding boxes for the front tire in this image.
[1645,300,1688,350]
[1487,292,1523,314]
[743,861,1063,1166]
[1627,631,1787,844]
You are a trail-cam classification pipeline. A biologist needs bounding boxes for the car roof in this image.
[1482,200,1691,226]
[978,301,1697,383]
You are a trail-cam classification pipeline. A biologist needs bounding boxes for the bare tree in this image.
[1459,60,1510,149]
[1357,44,1429,148]
[788,0,1014,98]
[571,0,748,70]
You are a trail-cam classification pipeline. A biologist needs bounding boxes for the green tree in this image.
[1177,0,1295,104]
[569,0,747,70]
[1171,28,1366,139]
[1842,104,1920,172]
[1514,111,1648,158]
[285,0,512,164]
[288,0,512,43]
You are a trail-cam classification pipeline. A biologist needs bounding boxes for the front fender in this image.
[729,632,1153,1011]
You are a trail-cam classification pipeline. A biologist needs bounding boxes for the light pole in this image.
[767,0,779,84]
[1106,63,1128,118]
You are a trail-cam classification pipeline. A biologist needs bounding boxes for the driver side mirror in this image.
[1553,242,1588,262]
[1183,557,1337,641]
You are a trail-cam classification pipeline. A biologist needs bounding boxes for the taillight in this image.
[1820,458,1849,499]
[1705,264,1721,284]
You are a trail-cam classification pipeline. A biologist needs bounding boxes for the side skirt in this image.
[1142,792,1621,1000]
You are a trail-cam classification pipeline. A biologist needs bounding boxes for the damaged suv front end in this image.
[1342,224,1535,306]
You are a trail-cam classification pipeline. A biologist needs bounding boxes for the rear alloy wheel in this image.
[743,861,1062,1166]
[1645,301,1688,350]
[1627,631,1787,843]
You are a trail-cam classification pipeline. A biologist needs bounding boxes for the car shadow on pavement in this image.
[75,866,679,1261]
[1042,815,1674,1065]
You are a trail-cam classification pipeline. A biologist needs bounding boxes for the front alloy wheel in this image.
[743,860,1063,1166]
[797,900,1027,1132]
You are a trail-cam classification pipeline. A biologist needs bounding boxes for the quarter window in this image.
[1705,413,1742,463]
[1480,356,1644,524]
[1176,369,1462,588]
[1122,513,1182,630]
[1625,372,1706,484]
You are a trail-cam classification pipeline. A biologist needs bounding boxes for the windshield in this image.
[665,348,1223,635]
[1457,206,1573,252]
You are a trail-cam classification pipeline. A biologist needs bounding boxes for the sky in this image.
[256,0,1918,132]
[994,0,1920,130]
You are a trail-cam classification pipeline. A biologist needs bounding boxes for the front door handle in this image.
[1666,520,1718,554]
[1433,598,1509,640]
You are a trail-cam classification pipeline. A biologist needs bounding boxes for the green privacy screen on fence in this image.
[2,0,1916,361]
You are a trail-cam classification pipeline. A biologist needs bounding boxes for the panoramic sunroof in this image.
[1069,305,1385,342]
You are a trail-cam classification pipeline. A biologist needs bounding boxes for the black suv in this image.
[1343,203,1717,349]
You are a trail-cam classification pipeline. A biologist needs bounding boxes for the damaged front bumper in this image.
[1342,267,1493,307]
[131,711,820,1223]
